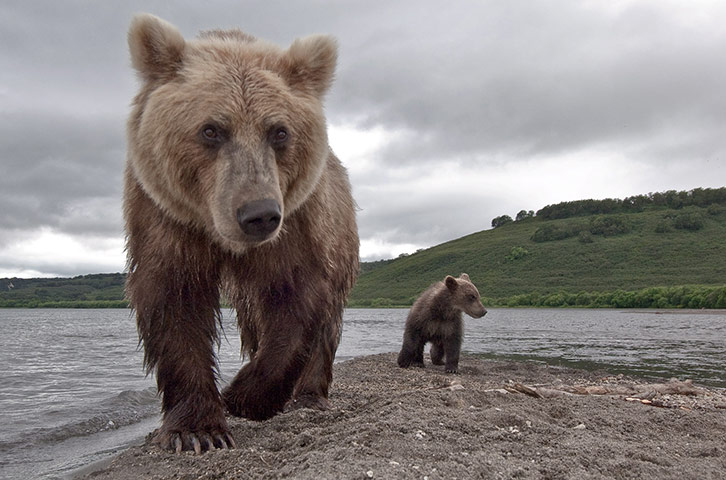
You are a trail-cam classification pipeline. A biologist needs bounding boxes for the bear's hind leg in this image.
[398,330,426,368]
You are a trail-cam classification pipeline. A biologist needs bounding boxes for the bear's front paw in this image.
[445,366,459,374]
[154,396,236,453]
[153,426,236,454]
[285,394,331,412]
[222,383,286,421]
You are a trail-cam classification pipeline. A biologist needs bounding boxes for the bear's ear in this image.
[282,35,338,98]
[128,14,186,82]
[459,273,470,282]
[445,275,458,292]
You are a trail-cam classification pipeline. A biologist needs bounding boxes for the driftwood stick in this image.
[501,379,709,400]
[510,383,543,398]
[558,379,707,397]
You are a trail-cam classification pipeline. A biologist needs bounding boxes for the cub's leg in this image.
[430,341,445,365]
[398,329,426,368]
[442,335,462,373]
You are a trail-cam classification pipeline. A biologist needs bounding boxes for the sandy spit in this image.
[81,353,726,480]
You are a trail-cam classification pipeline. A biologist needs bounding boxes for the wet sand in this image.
[81,353,726,479]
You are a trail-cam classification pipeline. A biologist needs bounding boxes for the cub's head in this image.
[444,273,487,318]
[126,14,337,252]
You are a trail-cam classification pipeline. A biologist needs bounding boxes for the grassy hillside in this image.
[349,203,726,307]
[0,273,127,307]
[3,189,725,308]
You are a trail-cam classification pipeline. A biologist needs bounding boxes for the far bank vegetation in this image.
[3,188,726,309]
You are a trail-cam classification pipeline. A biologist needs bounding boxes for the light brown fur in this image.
[124,14,358,453]
[397,273,486,373]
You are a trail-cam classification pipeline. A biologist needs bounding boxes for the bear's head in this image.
[126,14,337,252]
[444,273,487,318]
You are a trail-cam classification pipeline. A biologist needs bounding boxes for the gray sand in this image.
[82,353,726,479]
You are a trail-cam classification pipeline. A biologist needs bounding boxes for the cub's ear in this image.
[445,275,458,292]
[128,13,186,82]
[283,35,338,98]
[459,273,470,282]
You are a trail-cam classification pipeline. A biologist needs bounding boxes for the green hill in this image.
[349,189,726,308]
[0,273,127,308]
[3,188,726,309]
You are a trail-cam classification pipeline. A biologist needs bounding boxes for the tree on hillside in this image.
[491,215,513,228]
[515,210,534,221]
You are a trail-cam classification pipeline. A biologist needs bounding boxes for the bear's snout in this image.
[468,306,487,319]
[236,199,282,241]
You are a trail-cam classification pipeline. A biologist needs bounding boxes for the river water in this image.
[0,308,724,479]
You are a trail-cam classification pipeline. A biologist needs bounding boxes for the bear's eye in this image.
[199,124,225,146]
[269,126,290,148]
[203,126,217,139]
[468,294,478,302]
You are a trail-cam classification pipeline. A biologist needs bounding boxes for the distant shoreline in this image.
[2,304,726,314]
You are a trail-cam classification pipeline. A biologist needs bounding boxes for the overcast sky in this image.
[1,0,725,277]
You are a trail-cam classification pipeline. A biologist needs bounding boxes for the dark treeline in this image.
[535,187,726,221]
[349,285,726,309]
[0,299,128,308]
[484,285,726,309]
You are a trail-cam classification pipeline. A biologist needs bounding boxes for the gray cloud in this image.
[0,111,124,236]
[330,2,726,164]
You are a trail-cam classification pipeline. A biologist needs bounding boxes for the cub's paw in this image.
[398,356,425,369]
[153,427,236,454]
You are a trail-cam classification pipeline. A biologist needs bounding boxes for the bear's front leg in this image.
[289,319,341,411]
[128,262,235,453]
[442,335,462,374]
[222,311,314,420]
[430,341,445,365]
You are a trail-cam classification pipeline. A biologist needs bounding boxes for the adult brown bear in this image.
[124,14,359,453]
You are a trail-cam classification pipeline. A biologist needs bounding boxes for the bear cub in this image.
[397,273,486,373]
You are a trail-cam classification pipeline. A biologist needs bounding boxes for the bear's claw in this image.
[161,430,236,454]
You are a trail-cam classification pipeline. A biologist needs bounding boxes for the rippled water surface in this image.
[0,308,723,479]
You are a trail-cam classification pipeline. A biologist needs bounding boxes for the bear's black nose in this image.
[237,199,281,240]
